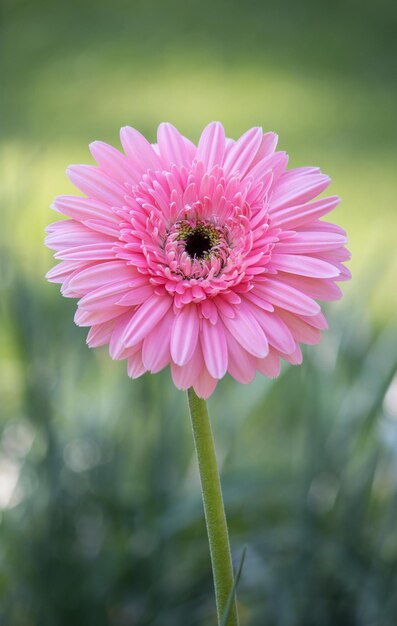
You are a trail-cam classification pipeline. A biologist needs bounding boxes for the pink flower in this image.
[46,123,350,398]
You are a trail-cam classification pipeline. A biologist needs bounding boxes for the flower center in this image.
[178,223,220,260]
[185,230,212,259]
[162,219,230,281]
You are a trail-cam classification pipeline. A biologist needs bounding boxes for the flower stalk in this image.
[187,388,239,626]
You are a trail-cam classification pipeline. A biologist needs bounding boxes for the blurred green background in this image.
[1,0,397,624]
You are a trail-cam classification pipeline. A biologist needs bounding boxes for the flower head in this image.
[46,123,350,398]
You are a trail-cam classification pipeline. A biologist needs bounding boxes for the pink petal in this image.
[246,132,278,172]
[223,127,263,177]
[283,345,303,365]
[170,304,199,366]
[201,298,219,324]
[196,122,226,170]
[109,313,138,360]
[171,347,204,390]
[46,260,86,284]
[299,311,328,330]
[52,195,120,224]
[116,284,155,306]
[200,318,228,379]
[269,253,340,278]
[157,123,195,168]
[337,265,352,281]
[142,309,173,373]
[270,196,340,229]
[122,295,172,348]
[221,302,269,358]
[225,332,257,384]
[256,279,321,316]
[242,291,274,312]
[277,309,322,345]
[275,273,342,301]
[67,165,126,206]
[251,308,296,354]
[274,231,347,253]
[192,366,218,399]
[270,171,330,212]
[120,126,162,173]
[60,267,89,298]
[45,220,112,251]
[89,141,138,184]
[54,243,116,261]
[67,261,135,294]
[77,280,132,310]
[127,351,147,379]
[247,151,288,184]
[256,348,281,378]
[81,219,119,238]
[214,296,235,319]
[301,220,347,235]
[314,247,351,262]
[74,305,124,326]
[86,319,117,348]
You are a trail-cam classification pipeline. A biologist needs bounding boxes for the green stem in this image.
[187,388,239,626]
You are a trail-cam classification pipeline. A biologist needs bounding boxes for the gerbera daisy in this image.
[46,122,350,398]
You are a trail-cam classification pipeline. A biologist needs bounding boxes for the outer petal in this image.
[223,127,263,178]
[45,220,113,251]
[89,141,138,185]
[251,308,296,355]
[221,302,269,358]
[256,348,281,378]
[270,196,340,229]
[277,309,322,345]
[54,242,116,261]
[283,345,303,365]
[121,295,172,348]
[196,122,225,170]
[77,280,132,310]
[274,231,347,254]
[269,253,340,278]
[170,304,199,366]
[46,260,87,284]
[192,366,218,399]
[67,165,126,206]
[157,123,195,168]
[270,171,330,212]
[67,261,136,295]
[86,319,118,348]
[109,313,138,360]
[127,351,147,379]
[274,273,343,301]
[52,195,121,224]
[248,151,288,185]
[246,132,278,173]
[255,279,321,316]
[200,318,228,379]
[120,126,163,173]
[225,331,257,384]
[142,308,174,372]
[74,305,125,326]
[171,346,204,390]
[116,285,155,307]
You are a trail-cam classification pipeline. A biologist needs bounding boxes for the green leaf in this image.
[220,546,247,626]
